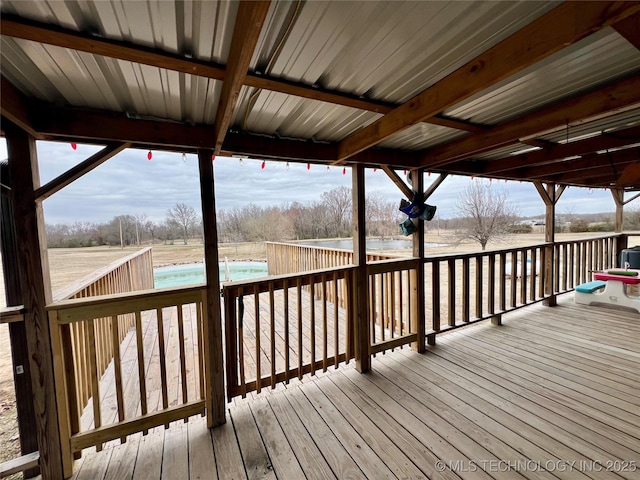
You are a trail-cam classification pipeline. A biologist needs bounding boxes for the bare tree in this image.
[321,186,352,238]
[167,203,198,245]
[456,180,518,250]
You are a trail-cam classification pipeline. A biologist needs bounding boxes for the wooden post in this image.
[0,161,39,478]
[5,123,65,479]
[410,170,426,350]
[611,188,624,234]
[352,164,370,373]
[534,182,565,307]
[197,149,225,427]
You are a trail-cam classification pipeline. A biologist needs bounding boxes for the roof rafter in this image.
[0,15,542,135]
[213,1,271,154]
[467,125,640,176]
[524,148,639,180]
[419,74,640,168]
[335,1,640,162]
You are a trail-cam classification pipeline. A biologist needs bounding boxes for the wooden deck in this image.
[65,294,640,480]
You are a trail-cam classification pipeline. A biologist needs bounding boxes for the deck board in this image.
[73,296,640,479]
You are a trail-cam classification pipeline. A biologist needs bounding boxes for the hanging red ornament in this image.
[342,167,346,175]
[427,171,431,176]
[307,163,311,170]
[211,155,216,161]
[71,143,77,150]
[261,161,266,170]
[147,151,152,161]
[373,168,377,173]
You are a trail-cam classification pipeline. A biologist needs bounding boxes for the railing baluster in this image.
[297,277,303,380]
[87,318,102,450]
[134,311,148,433]
[510,251,517,307]
[322,274,328,372]
[520,249,527,304]
[196,301,204,402]
[269,283,276,389]
[499,252,507,311]
[530,248,537,301]
[462,257,470,322]
[254,284,261,394]
[448,259,456,327]
[310,281,316,374]
[488,255,495,316]
[283,279,290,383]
[110,314,126,441]
[432,261,440,332]
[155,308,169,427]
[333,271,340,369]
[176,304,188,411]
[238,287,246,398]
[475,256,483,320]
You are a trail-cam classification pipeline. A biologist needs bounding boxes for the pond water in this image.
[154,261,268,288]
[299,238,446,250]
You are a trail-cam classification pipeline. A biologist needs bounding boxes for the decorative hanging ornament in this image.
[211,155,216,161]
[182,153,187,163]
[261,160,266,170]
[327,166,330,173]
[403,170,407,175]
[373,168,377,173]
[147,151,153,161]
[71,143,77,150]
[286,162,290,170]
[239,158,244,166]
[342,167,346,175]
[307,163,311,170]
[427,171,431,176]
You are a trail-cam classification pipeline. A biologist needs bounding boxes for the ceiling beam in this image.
[419,74,640,168]
[525,148,639,180]
[334,1,640,162]
[34,143,130,201]
[0,77,40,138]
[381,166,413,199]
[471,125,640,175]
[213,1,271,154]
[613,11,640,50]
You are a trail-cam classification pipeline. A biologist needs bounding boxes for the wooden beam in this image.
[477,125,640,176]
[611,188,625,233]
[0,451,39,478]
[420,75,640,167]
[197,149,225,427]
[381,166,412,199]
[335,1,640,161]
[614,11,640,50]
[0,77,39,138]
[5,122,65,480]
[424,173,448,201]
[213,1,271,154]
[519,147,640,180]
[35,143,130,201]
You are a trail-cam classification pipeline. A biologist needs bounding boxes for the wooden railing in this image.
[223,266,355,398]
[47,285,210,477]
[52,248,154,414]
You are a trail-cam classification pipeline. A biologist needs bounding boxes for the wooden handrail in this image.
[0,305,24,324]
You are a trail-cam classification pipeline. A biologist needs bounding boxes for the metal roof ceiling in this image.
[1,0,639,190]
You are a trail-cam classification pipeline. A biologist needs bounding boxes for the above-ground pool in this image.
[154,262,268,288]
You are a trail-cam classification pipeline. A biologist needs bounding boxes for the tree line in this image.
[45,186,405,248]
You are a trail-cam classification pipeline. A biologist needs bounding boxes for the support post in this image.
[352,164,370,373]
[611,188,624,234]
[0,162,39,478]
[5,123,65,479]
[197,149,225,427]
[410,170,426,351]
[534,182,565,307]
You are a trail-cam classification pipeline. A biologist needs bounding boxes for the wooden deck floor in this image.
[66,294,640,480]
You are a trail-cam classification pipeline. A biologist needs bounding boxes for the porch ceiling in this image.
[1,1,640,191]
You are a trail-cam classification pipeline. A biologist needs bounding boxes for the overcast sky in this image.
[0,139,632,226]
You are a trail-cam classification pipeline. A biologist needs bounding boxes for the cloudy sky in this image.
[0,139,631,226]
